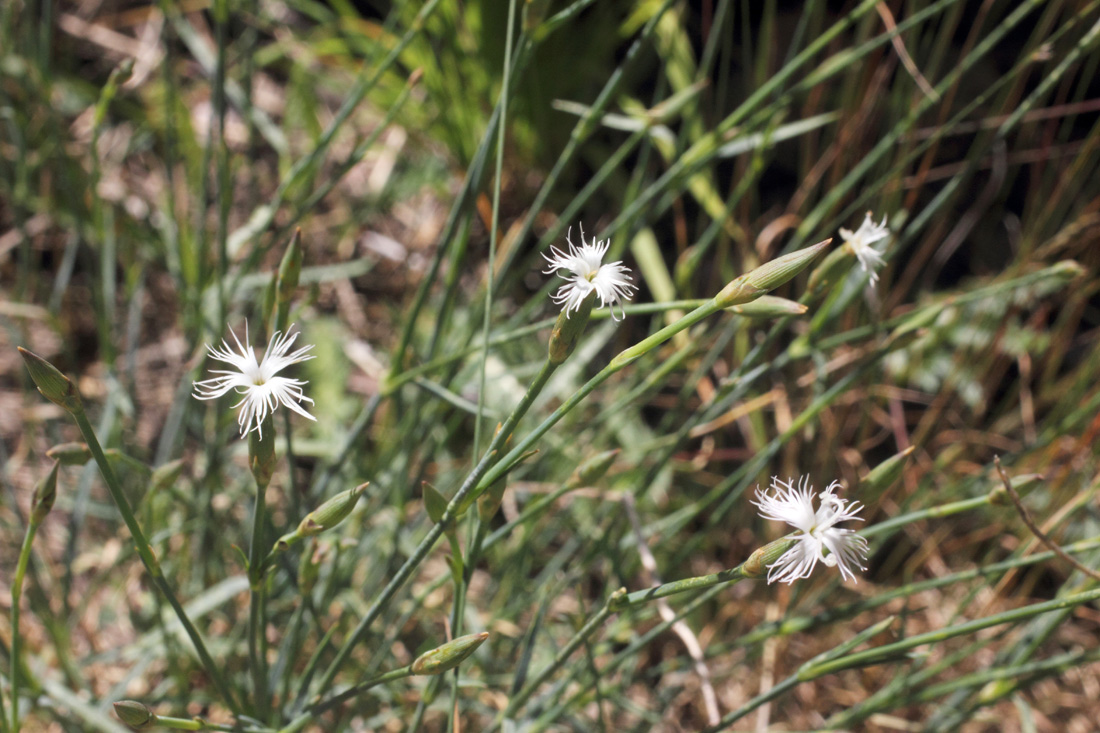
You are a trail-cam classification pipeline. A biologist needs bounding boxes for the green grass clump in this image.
[3,0,1100,730]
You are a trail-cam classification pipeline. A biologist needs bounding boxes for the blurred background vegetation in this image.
[2,0,1100,730]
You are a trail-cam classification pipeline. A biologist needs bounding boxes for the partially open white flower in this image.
[193,323,316,439]
[839,212,890,284]
[753,476,868,584]
[543,225,636,320]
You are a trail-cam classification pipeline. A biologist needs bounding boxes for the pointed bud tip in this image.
[716,240,831,308]
[19,347,81,411]
[411,632,491,675]
[113,700,155,727]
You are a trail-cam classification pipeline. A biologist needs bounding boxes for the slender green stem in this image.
[477,300,723,496]
[800,584,1100,680]
[309,359,559,699]
[248,478,269,717]
[496,589,626,728]
[611,538,797,610]
[69,408,241,714]
[862,495,991,538]
[278,667,414,733]
[10,519,39,732]
[705,585,1100,731]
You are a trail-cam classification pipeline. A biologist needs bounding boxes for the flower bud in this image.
[725,295,808,318]
[298,538,324,595]
[861,446,915,494]
[548,292,596,364]
[46,442,92,466]
[272,229,304,333]
[113,700,155,728]
[715,240,830,308]
[18,347,82,412]
[31,460,60,524]
[1049,259,1085,281]
[566,449,619,490]
[298,483,368,537]
[411,632,489,676]
[277,229,303,303]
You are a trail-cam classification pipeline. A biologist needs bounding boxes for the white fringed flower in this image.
[193,323,316,439]
[753,476,868,584]
[543,225,636,320]
[839,212,890,284]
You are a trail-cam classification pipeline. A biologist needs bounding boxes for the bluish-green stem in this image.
[247,421,277,719]
[495,589,626,728]
[450,5,521,716]
[478,298,724,496]
[308,358,559,699]
[493,538,797,730]
[278,667,414,733]
[704,584,1100,731]
[69,408,241,714]
[800,581,1100,677]
[9,517,39,732]
[248,478,269,717]
[312,297,737,705]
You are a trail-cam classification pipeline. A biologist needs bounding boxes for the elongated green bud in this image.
[411,632,490,675]
[18,347,82,412]
[566,449,619,490]
[548,293,596,364]
[298,482,369,537]
[298,539,323,595]
[114,700,155,728]
[32,460,60,524]
[715,240,830,308]
[725,295,808,318]
[861,446,915,493]
[1049,259,1085,280]
[46,442,92,466]
[273,229,304,333]
[94,60,133,128]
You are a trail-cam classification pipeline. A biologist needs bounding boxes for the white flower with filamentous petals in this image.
[193,323,316,439]
[543,225,636,320]
[839,212,890,284]
[753,476,868,584]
